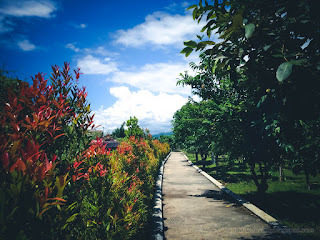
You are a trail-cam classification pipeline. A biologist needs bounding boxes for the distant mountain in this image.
[152,132,173,138]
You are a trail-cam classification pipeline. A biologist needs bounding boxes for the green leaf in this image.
[186,5,197,10]
[193,8,198,20]
[213,54,227,61]
[263,45,271,51]
[232,14,243,27]
[197,35,203,40]
[212,59,220,74]
[276,7,286,14]
[257,95,267,108]
[198,41,215,46]
[180,47,193,57]
[201,25,207,33]
[106,208,112,216]
[66,213,79,223]
[276,62,293,82]
[245,23,255,39]
[184,40,197,48]
[290,59,307,66]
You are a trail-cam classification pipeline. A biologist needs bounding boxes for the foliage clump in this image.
[175,0,320,193]
[0,64,170,239]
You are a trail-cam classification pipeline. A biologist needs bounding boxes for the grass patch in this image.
[185,152,320,239]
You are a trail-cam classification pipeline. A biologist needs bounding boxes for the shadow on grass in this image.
[243,191,320,225]
[198,162,253,183]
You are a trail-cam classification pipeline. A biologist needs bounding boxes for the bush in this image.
[0,64,170,239]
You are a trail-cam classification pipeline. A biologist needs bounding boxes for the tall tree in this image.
[178,0,320,192]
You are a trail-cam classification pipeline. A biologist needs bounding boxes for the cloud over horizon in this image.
[93,86,188,134]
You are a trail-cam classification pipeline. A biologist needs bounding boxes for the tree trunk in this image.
[305,171,311,190]
[201,153,207,170]
[250,163,268,194]
[211,152,215,165]
[195,153,198,163]
[279,166,283,182]
[215,154,219,174]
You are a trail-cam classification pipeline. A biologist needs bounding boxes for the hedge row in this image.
[0,63,170,239]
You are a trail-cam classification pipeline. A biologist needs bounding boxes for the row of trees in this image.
[173,0,320,193]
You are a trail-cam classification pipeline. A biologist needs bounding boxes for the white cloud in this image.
[114,11,202,47]
[84,46,119,57]
[77,55,118,75]
[93,86,188,134]
[109,62,192,95]
[17,39,36,51]
[0,0,56,33]
[66,43,119,57]
[66,43,80,52]
[71,23,87,29]
[0,0,56,18]
[181,2,190,8]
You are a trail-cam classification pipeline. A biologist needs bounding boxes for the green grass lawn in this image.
[186,152,320,239]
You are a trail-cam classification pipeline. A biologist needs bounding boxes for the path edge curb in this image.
[181,152,299,237]
[152,152,171,240]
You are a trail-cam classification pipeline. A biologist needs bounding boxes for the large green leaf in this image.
[186,5,198,10]
[184,40,197,48]
[290,59,307,66]
[232,14,243,27]
[244,23,255,39]
[276,62,293,82]
[180,47,194,57]
[193,8,198,20]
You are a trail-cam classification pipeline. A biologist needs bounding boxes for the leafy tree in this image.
[173,101,214,166]
[125,116,145,139]
[112,122,126,139]
[178,0,320,191]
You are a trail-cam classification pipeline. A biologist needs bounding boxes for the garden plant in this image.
[0,64,170,239]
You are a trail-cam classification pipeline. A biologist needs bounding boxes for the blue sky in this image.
[0,0,206,134]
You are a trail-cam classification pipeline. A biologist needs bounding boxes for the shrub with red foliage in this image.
[0,63,94,239]
[0,63,170,240]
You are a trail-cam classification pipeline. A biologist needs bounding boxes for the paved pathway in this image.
[162,152,290,240]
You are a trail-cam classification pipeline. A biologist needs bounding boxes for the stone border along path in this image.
[152,152,171,240]
[158,151,300,240]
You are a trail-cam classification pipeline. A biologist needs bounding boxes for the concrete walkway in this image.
[162,152,290,240]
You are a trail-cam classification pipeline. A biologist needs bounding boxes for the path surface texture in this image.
[162,152,291,240]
